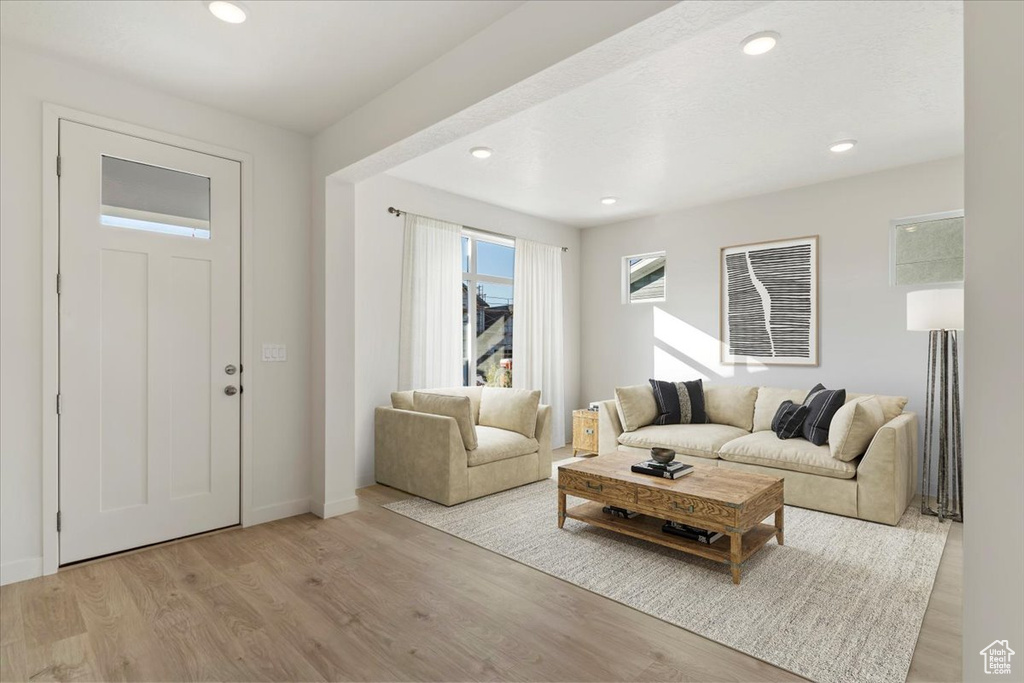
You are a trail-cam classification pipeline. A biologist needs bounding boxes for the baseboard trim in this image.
[246,498,311,526]
[1,556,43,586]
[310,496,359,519]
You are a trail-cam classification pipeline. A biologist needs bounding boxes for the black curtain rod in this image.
[388,206,568,253]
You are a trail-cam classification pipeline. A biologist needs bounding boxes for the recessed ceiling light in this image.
[829,139,857,153]
[470,147,493,159]
[601,197,618,205]
[207,1,248,24]
[741,31,780,56]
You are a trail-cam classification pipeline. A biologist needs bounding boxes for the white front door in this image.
[58,120,241,564]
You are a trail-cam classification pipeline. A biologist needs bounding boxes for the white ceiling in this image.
[0,0,523,134]
[386,1,964,227]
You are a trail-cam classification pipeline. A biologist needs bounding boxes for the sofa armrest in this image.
[856,412,918,525]
[598,399,623,454]
[535,404,552,479]
[374,407,469,505]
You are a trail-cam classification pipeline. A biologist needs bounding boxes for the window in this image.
[623,252,666,303]
[891,211,964,285]
[462,231,514,387]
[101,156,211,239]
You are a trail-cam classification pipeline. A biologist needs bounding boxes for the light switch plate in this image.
[262,343,287,362]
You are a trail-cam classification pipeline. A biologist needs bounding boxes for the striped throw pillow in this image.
[801,383,847,446]
[771,400,809,439]
[649,378,708,425]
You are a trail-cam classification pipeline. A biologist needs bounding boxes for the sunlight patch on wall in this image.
[652,307,769,379]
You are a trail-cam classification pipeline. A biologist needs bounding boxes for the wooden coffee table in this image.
[557,452,784,584]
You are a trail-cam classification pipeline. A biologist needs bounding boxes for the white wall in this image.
[580,157,964,456]
[0,44,313,583]
[963,1,1024,676]
[353,174,581,487]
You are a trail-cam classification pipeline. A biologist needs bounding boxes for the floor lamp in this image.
[907,289,964,522]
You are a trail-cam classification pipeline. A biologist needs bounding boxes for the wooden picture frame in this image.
[720,235,819,366]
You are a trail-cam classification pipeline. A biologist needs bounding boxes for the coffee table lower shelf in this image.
[564,500,779,570]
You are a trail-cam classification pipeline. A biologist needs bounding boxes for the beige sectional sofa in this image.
[375,386,552,506]
[598,384,917,525]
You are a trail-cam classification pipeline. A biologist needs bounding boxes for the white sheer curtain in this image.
[398,213,463,390]
[512,238,566,448]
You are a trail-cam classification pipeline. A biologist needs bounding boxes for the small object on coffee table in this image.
[650,447,675,464]
[631,460,692,479]
[602,505,639,519]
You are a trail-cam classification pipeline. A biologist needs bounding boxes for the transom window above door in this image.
[101,156,212,239]
[462,231,515,387]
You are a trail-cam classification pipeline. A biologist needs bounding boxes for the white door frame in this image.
[41,104,255,575]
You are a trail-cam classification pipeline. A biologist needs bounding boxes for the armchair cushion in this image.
[468,426,540,467]
[391,390,415,410]
[479,388,541,438]
[413,392,478,451]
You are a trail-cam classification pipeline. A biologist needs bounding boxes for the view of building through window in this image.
[462,233,514,386]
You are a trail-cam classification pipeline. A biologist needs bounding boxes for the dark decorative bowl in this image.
[650,447,676,464]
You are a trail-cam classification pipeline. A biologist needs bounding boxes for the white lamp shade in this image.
[907,289,964,330]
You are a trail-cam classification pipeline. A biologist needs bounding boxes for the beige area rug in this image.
[384,479,951,683]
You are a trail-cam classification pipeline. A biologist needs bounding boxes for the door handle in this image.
[225,364,238,375]
[224,385,238,396]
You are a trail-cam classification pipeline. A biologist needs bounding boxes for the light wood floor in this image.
[1,451,962,682]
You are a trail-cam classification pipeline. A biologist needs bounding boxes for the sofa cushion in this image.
[617,423,749,459]
[846,392,909,424]
[479,388,541,438]
[468,426,540,467]
[752,387,807,432]
[718,432,858,479]
[703,385,758,431]
[413,392,478,451]
[615,384,659,432]
[829,396,886,461]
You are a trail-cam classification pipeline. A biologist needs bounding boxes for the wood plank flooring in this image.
[0,450,962,682]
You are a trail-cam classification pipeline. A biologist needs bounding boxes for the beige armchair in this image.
[375,387,552,506]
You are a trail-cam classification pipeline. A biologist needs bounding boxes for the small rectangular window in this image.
[101,156,211,239]
[624,252,666,303]
[891,211,964,285]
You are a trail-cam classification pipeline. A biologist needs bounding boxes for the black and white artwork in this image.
[721,236,818,365]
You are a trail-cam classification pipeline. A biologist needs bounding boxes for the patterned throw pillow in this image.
[801,383,847,446]
[771,400,809,439]
[649,378,708,425]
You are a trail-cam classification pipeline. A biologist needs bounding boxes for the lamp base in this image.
[920,329,963,523]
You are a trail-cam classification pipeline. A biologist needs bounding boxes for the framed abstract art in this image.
[720,236,818,366]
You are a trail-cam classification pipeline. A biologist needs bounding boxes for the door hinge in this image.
[56,394,62,415]
[57,511,61,532]
[56,273,61,295]
[56,155,62,177]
